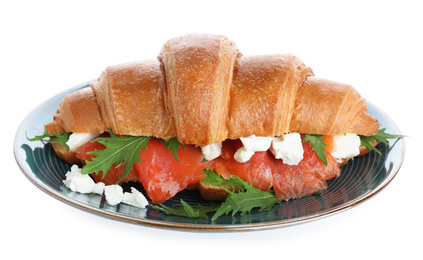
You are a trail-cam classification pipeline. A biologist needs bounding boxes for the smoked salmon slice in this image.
[133,138,205,204]
[205,140,273,191]
[77,136,206,204]
[271,137,340,200]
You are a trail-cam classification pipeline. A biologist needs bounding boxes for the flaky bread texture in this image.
[94,60,175,139]
[46,86,107,134]
[159,34,240,145]
[227,54,314,138]
[46,33,378,145]
[290,77,379,136]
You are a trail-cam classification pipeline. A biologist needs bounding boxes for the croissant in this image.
[42,33,383,205]
[46,33,378,144]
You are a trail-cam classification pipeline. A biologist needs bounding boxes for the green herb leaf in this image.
[159,137,186,161]
[180,199,200,218]
[211,178,280,221]
[153,170,281,221]
[200,169,246,191]
[26,126,71,149]
[302,134,328,166]
[82,129,151,183]
[360,128,407,155]
[153,201,220,219]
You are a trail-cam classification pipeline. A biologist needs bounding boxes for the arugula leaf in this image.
[302,134,328,166]
[154,169,281,221]
[159,137,187,161]
[26,126,71,149]
[153,201,220,219]
[200,169,246,191]
[211,178,280,221]
[179,199,201,218]
[82,130,151,183]
[360,128,406,155]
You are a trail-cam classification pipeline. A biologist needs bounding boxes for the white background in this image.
[2,1,422,259]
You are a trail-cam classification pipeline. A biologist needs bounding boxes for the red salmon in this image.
[271,136,340,200]
[205,139,273,191]
[133,138,205,204]
[76,134,340,204]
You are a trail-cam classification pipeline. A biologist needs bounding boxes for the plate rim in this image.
[13,82,406,232]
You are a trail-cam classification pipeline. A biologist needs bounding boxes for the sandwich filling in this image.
[28,126,404,219]
[71,132,359,204]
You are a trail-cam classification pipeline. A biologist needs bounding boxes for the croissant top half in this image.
[46,33,379,146]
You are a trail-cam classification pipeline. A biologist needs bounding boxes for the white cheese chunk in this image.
[234,135,273,163]
[240,135,272,152]
[62,165,147,209]
[92,182,105,195]
[122,187,149,208]
[331,133,361,163]
[66,132,99,150]
[63,165,101,194]
[104,185,124,206]
[270,133,304,165]
[201,142,222,161]
[234,147,255,163]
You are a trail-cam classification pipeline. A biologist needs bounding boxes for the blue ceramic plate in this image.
[14,81,405,231]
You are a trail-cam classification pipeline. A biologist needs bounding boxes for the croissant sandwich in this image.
[35,33,391,215]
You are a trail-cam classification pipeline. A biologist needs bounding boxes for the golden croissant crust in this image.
[46,33,378,145]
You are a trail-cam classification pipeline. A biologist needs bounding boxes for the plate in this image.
[14,81,406,232]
